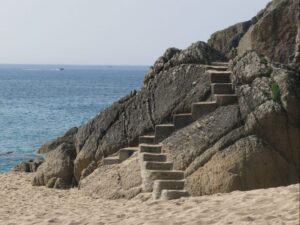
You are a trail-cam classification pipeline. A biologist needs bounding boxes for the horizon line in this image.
[0,63,150,67]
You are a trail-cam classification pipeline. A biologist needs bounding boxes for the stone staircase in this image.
[139,143,188,200]
[103,62,237,200]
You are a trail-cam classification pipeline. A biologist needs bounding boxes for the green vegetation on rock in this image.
[271,82,280,102]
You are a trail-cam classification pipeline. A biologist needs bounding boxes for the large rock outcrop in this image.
[208,21,252,59]
[144,41,225,84]
[208,0,299,66]
[185,135,297,195]
[80,50,299,197]
[238,0,300,64]
[32,0,300,197]
[33,41,225,187]
[161,51,299,196]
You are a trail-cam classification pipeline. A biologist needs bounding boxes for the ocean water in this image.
[0,64,147,172]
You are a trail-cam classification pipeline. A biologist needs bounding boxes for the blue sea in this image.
[0,64,147,172]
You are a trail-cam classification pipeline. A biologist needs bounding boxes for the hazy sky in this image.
[0,0,271,65]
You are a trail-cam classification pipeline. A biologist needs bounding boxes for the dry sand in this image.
[0,173,299,225]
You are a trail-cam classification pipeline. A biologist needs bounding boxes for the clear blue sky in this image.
[0,0,271,65]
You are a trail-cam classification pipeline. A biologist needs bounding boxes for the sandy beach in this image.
[0,173,298,225]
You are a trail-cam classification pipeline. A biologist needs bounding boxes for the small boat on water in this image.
[59,68,64,71]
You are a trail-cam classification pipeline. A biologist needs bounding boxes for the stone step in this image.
[214,94,238,106]
[211,83,234,95]
[155,124,175,143]
[209,71,232,83]
[103,156,120,165]
[143,161,173,170]
[153,180,185,200]
[205,65,228,71]
[191,102,217,120]
[140,144,162,154]
[160,190,189,200]
[147,170,184,180]
[140,153,167,162]
[139,135,155,144]
[211,62,229,67]
[119,147,139,162]
[173,113,193,129]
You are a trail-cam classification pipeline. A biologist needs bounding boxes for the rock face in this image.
[238,0,300,64]
[144,41,225,84]
[208,21,252,59]
[33,41,225,187]
[162,51,299,196]
[208,0,300,65]
[185,136,297,195]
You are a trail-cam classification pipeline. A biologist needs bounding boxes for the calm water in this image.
[0,64,147,172]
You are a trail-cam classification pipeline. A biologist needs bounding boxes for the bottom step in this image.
[153,180,185,199]
[160,190,189,200]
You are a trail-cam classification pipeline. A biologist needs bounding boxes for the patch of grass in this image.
[271,82,281,102]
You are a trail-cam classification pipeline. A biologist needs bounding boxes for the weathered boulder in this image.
[79,154,142,199]
[185,136,298,195]
[12,158,44,173]
[208,21,252,59]
[32,142,76,188]
[238,0,300,64]
[34,41,223,187]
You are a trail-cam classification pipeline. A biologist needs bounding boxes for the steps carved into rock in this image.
[211,62,229,67]
[139,135,155,145]
[192,102,217,120]
[143,161,173,170]
[209,71,232,83]
[205,65,228,71]
[211,83,234,95]
[155,124,175,143]
[173,113,193,129]
[140,144,162,153]
[140,153,167,162]
[103,156,120,165]
[153,180,185,200]
[103,62,237,201]
[214,94,238,106]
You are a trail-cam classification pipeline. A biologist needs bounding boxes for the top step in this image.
[205,65,228,71]
[211,62,229,67]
